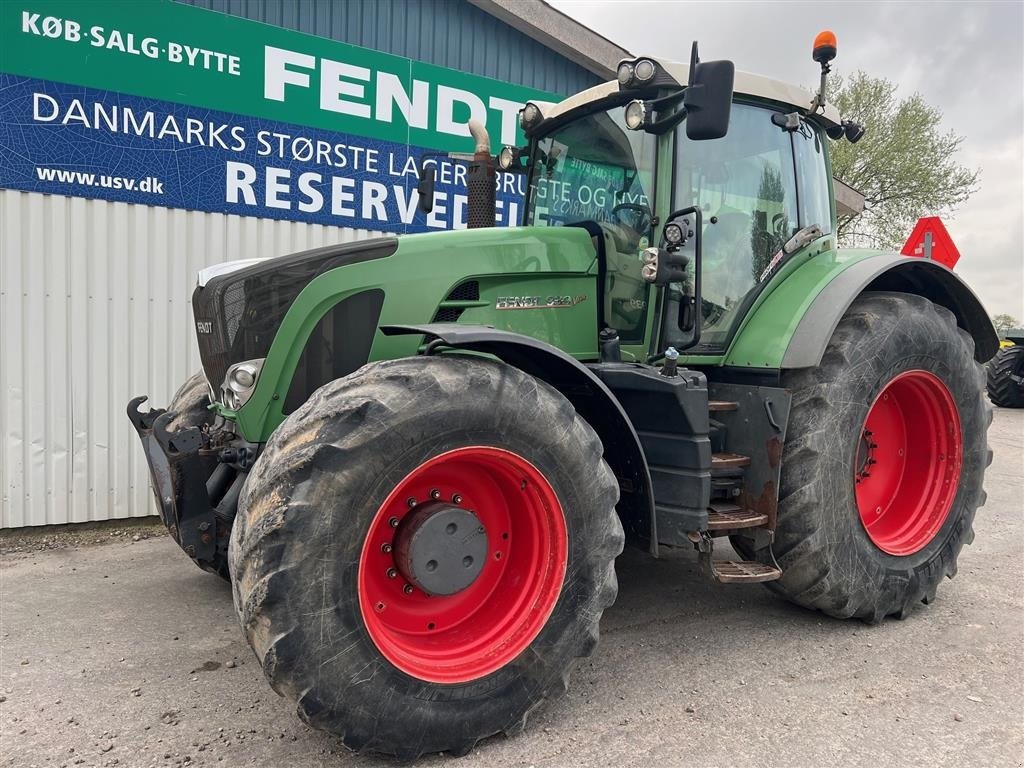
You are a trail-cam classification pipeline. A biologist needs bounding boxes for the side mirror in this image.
[417,163,436,214]
[684,59,734,141]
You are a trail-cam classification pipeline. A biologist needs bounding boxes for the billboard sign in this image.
[0,1,559,232]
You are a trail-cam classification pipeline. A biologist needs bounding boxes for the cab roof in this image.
[532,56,842,129]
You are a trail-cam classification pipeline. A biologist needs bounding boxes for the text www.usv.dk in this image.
[35,166,164,193]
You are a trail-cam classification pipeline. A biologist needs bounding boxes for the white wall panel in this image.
[0,190,381,527]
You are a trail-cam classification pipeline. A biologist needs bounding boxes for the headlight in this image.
[221,358,265,410]
[624,100,647,131]
[634,59,656,82]
[519,102,542,130]
[617,62,635,86]
[663,222,684,245]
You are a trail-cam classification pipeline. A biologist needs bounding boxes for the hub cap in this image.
[854,370,962,556]
[393,503,488,596]
[358,446,568,683]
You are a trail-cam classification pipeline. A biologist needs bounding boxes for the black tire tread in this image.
[230,356,623,758]
[986,345,1024,408]
[738,292,991,622]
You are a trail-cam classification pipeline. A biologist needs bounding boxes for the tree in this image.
[992,314,1019,337]
[830,72,979,249]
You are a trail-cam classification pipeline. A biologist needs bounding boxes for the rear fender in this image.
[782,255,999,368]
[381,323,658,555]
[726,252,999,370]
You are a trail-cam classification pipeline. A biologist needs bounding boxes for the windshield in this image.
[526,106,657,233]
[674,103,800,347]
[525,105,658,343]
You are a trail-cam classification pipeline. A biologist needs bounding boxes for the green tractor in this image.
[987,331,1024,407]
[128,34,996,758]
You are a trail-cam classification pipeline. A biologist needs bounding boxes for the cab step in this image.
[708,559,782,583]
[694,529,782,584]
[706,502,768,531]
[711,452,751,471]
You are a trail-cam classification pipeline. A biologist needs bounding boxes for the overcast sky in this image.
[550,0,1024,320]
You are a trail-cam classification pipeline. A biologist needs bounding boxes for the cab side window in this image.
[792,124,833,234]
[674,103,800,343]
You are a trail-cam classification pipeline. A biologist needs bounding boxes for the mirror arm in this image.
[647,108,688,136]
[650,88,687,111]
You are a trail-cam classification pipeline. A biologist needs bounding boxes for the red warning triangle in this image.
[900,216,961,269]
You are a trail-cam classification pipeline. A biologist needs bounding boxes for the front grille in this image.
[192,238,398,395]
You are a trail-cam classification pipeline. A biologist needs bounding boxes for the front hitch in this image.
[126,396,221,563]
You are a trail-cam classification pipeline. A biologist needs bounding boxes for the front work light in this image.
[617,62,635,86]
[624,100,647,130]
[519,102,542,130]
[663,222,684,245]
[843,120,865,143]
[498,146,517,170]
[634,59,656,82]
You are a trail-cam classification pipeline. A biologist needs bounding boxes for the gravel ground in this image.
[2,408,1022,768]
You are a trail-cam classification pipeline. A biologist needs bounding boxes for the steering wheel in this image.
[611,203,652,234]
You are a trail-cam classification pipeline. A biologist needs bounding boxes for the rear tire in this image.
[229,356,623,758]
[986,345,1024,408]
[166,373,230,580]
[737,292,990,622]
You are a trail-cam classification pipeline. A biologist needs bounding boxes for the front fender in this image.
[725,250,998,370]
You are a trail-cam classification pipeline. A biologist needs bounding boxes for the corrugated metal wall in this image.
[179,0,601,96]
[0,189,380,527]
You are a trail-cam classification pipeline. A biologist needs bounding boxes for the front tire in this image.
[741,292,990,622]
[229,356,623,758]
[986,345,1024,408]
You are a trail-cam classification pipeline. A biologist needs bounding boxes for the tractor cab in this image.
[507,43,852,363]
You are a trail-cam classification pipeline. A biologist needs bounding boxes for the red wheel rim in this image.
[357,446,568,684]
[854,370,962,556]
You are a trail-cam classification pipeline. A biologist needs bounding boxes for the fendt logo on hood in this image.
[495,295,588,311]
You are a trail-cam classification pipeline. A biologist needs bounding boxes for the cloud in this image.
[550,0,1023,318]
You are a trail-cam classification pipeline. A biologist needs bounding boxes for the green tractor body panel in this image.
[715,244,882,369]
[229,226,600,442]
[701,244,998,371]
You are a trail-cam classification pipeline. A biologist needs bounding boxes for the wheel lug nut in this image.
[452,494,462,504]
[403,583,414,595]
[430,489,441,500]
[381,543,393,554]
[388,516,399,528]
[387,568,398,579]
[406,497,416,508]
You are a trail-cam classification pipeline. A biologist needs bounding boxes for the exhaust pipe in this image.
[466,119,496,228]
